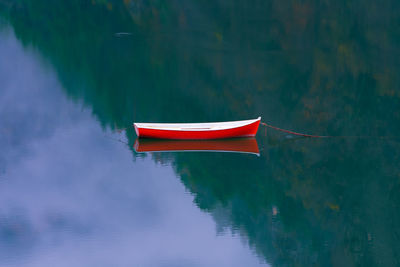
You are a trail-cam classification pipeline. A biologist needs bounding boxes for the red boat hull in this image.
[134,119,260,140]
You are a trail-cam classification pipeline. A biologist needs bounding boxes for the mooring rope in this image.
[115,120,397,141]
[116,125,132,133]
[261,122,330,138]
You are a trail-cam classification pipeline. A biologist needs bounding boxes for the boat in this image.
[134,117,261,139]
[134,138,259,155]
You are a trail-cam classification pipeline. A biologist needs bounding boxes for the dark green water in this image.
[1,1,400,266]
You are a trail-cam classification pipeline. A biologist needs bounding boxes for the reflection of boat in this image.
[134,138,260,155]
[134,117,261,139]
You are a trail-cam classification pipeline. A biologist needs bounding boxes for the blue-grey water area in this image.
[1,1,400,266]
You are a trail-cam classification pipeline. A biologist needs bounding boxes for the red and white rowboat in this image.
[134,117,261,139]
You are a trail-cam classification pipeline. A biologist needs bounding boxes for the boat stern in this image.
[133,123,140,137]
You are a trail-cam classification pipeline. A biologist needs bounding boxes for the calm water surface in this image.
[0,29,265,266]
[1,1,400,266]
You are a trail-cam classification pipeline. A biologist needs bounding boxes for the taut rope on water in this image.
[260,121,400,140]
[260,122,330,138]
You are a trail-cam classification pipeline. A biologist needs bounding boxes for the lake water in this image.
[1,1,400,266]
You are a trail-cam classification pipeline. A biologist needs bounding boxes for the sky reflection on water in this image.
[0,28,266,267]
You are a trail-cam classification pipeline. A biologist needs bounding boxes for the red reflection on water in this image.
[134,138,259,155]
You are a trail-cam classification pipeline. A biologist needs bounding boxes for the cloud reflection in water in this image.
[0,28,267,266]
